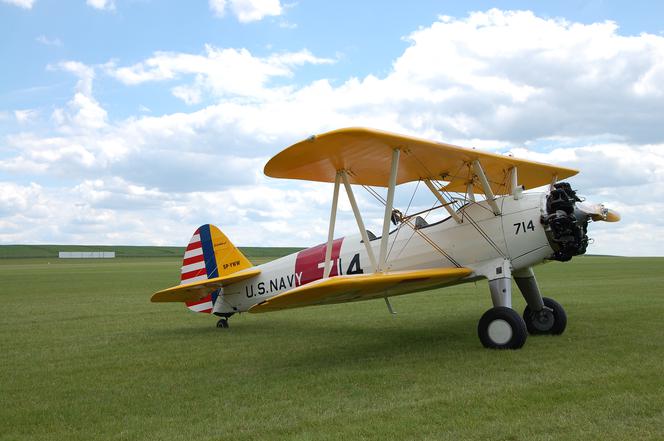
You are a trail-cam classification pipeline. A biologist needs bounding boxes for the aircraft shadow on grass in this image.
[150,311,480,367]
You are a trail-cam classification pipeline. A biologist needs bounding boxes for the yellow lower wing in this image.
[151,268,261,303]
[249,267,472,313]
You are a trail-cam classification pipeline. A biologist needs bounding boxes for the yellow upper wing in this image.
[249,267,472,313]
[151,268,261,303]
[264,127,578,195]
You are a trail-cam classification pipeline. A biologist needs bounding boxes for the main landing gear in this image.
[523,297,567,335]
[215,312,234,329]
[478,306,527,349]
[477,265,567,349]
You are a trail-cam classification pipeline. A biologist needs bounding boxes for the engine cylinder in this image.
[542,183,589,262]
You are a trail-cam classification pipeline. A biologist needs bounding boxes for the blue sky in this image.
[1,0,664,255]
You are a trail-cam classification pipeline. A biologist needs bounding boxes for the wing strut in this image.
[510,166,522,199]
[340,171,378,273]
[424,179,462,224]
[472,159,501,215]
[378,148,400,272]
[384,297,397,315]
[323,172,341,278]
[466,181,476,202]
[323,168,383,277]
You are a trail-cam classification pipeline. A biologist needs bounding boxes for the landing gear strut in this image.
[515,267,567,336]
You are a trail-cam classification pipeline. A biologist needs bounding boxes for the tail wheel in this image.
[523,297,567,335]
[478,307,528,349]
[216,318,229,328]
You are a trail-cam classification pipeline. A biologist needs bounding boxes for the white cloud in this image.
[86,0,115,11]
[36,35,62,47]
[0,179,340,247]
[108,45,335,104]
[209,0,282,23]
[55,61,95,95]
[278,20,297,29]
[1,0,34,9]
[14,109,39,124]
[3,9,664,255]
[49,61,107,130]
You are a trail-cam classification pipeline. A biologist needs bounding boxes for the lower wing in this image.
[249,267,472,313]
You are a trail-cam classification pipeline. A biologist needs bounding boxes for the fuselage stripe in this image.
[179,274,208,285]
[186,241,202,252]
[181,268,207,280]
[182,253,205,266]
[186,299,213,312]
[183,247,203,260]
[181,260,206,274]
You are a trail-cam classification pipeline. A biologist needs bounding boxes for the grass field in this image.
[1,254,663,440]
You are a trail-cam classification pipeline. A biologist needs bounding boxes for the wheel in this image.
[523,297,567,335]
[478,306,528,349]
[216,318,229,328]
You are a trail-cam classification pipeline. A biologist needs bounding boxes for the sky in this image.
[1,0,663,256]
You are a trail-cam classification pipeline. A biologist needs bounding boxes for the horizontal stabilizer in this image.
[249,267,472,313]
[151,268,261,303]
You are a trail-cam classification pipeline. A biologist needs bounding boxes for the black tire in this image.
[523,297,567,335]
[478,307,528,349]
[216,319,229,329]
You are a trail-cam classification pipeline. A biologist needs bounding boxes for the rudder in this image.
[181,224,252,313]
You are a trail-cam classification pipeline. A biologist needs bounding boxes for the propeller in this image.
[575,202,621,222]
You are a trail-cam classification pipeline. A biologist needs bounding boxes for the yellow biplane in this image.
[152,128,619,349]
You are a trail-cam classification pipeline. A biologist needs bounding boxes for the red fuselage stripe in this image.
[182,254,205,266]
[181,269,206,280]
[186,241,202,252]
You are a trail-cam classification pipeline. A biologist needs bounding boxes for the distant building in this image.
[58,251,116,259]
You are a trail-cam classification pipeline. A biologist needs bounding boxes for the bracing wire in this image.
[386,180,420,261]
[409,146,508,259]
[361,181,461,267]
[433,179,506,258]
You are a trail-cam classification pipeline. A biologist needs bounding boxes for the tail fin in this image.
[181,224,252,313]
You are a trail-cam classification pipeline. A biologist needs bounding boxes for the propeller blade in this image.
[576,202,621,222]
[604,209,621,222]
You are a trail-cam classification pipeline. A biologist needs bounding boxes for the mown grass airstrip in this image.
[1,250,663,440]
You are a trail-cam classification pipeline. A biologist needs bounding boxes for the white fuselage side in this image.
[213,192,554,315]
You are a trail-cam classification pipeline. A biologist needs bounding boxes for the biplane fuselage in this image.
[152,127,619,349]
[214,193,547,315]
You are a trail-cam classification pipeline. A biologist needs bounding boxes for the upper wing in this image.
[249,267,472,313]
[264,127,578,195]
[151,268,261,303]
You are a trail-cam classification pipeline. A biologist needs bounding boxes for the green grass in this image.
[1,255,663,440]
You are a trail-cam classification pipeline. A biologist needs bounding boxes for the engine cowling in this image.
[542,182,589,262]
